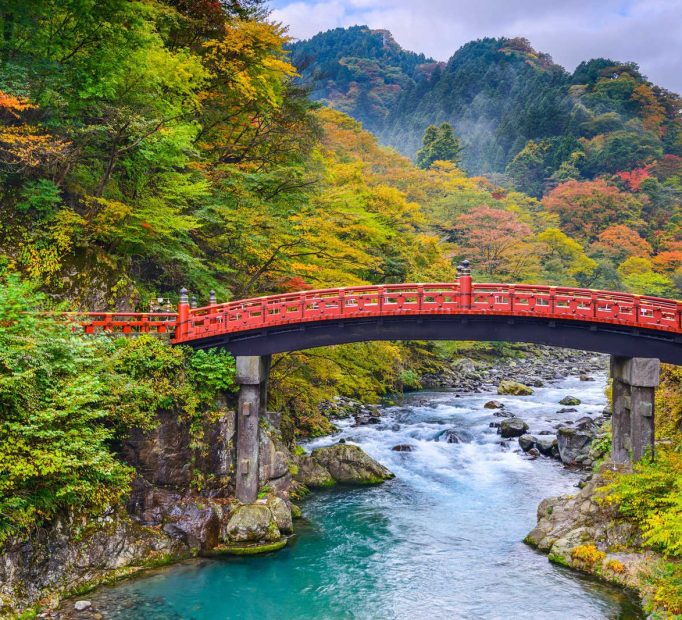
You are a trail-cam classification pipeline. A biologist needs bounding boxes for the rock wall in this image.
[0,403,297,616]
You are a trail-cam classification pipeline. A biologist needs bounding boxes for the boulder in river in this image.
[392,444,416,452]
[311,444,395,485]
[559,396,581,406]
[484,400,504,409]
[557,417,597,465]
[293,455,336,488]
[557,407,577,414]
[518,434,538,452]
[224,504,280,543]
[497,380,534,396]
[439,429,471,444]
[500,417,529,438]
[536,436,559,458]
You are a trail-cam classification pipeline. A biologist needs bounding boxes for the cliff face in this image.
[0,405,296,615]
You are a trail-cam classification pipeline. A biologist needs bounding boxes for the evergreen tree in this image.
[415,123,462,169]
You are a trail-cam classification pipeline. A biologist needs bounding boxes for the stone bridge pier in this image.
[234,355,271,504]
[610,356,660,463]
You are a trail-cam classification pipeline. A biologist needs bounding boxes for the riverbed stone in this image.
[497,380,534,396]
[536,436,559,458]
[439,429,471,443]
[311,444,394,485]
[559,395,581,406]
[518,434,537,452]
[74,601,92,611]
[499,417,529,438]
[391,444,415,452]
[484,400,504,409]
[557,417,597,465]
[224,504,280,543]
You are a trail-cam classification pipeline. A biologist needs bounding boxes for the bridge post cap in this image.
[179,288,189,303]
[209,290,217,304]
[191,295,197,309]
[462,259,470,268]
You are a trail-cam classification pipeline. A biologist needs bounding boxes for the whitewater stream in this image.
[79,374,642,619]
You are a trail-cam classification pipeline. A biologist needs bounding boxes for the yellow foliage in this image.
[605,559,626,574]
[571,544,606,565]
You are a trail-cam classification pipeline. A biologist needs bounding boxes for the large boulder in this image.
[557,417,597,465]
[224,504,280,543]
[559,395,581,406]
[311,444,394,485]
[293,455,336,488]
[500,417,529,438]
[497,381,534,396]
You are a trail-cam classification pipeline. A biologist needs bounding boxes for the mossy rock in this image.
[559,395,581,406]
[204,539,288,556]
[311,444,394,485]
[497,380,534,396]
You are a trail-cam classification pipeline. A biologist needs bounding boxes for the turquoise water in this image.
[83,375,642,619]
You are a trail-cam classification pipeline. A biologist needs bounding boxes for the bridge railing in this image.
[63,280,682,342]
[172,282,682,343]
[60,312,177,335]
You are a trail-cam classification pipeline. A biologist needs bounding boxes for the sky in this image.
[268,0,682,94]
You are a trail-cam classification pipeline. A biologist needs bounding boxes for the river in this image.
[79,374,642,619]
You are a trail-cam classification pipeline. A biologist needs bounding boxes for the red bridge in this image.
[72,263,682,364]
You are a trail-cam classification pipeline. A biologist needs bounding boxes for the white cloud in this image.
[269,0,682,93]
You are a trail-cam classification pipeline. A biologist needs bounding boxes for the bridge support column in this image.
[235,355,271,503]
[610,356,659,463]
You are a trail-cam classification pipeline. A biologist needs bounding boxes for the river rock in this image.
[311,444,395,485]
[293,455,335,488]
[484,400,504,409]
[74,601,92,611]
[557,417,597,465]
[497,380,534,396]
[518,434,537,452]
[536,436,559,458]
[579,373,595,382]
[500,417,529,438]
[266,496,293,535]
[392,444,415,452]
[439,429,471,444]
[557,407,577,413]
[559,396,581,406]
[224,504,280,543]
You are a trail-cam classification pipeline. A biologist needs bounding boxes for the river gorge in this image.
[64,372,643,619]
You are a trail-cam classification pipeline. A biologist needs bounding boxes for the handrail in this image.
[60,283,682,343]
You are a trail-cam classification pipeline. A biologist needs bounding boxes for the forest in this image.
[0,1,681,616]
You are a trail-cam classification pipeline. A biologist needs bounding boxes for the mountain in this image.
[288,26,442,135]
[289,29,682,195]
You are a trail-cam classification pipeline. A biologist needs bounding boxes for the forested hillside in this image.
[289,28,682,196]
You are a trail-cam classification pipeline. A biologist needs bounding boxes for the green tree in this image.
[415,122,462,169]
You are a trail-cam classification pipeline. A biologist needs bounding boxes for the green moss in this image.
[290,503,302,519]
[548,552,570,567]
[204,539,288,556]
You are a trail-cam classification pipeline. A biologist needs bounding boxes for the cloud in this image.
[269,0,682,93]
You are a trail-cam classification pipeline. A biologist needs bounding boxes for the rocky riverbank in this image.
[0,406,393,618]
[524,466,665,615]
